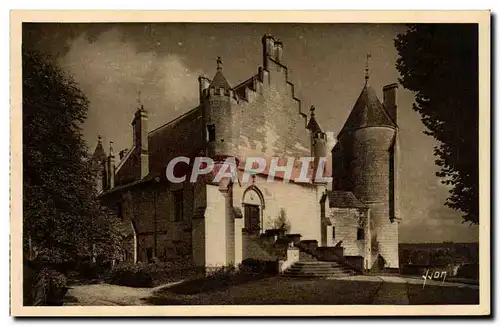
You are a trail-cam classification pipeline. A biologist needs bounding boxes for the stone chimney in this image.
[383,83,399,124]
[275,39,283,62]
[262,34,286,69]
[132,105,149,179]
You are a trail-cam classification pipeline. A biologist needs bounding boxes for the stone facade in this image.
[93,34,401,271]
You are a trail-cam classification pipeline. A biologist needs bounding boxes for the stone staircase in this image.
[283,238,360,278]
[282,260,357,278]
[242,230,360,278]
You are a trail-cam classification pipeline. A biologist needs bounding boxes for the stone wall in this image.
[105,180,197,263]
[328,207,366,257]
[232,174,323,242]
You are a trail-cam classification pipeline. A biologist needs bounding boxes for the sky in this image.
[23,23,479,243]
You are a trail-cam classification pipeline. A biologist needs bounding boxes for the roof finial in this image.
[97,135,102,144]
[365,53,372,84]
[216,56,222,71]
[310,105,316,117]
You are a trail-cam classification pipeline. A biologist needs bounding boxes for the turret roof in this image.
[339,83,397,136]
[209,56,231,90]
[306,106,323,133]
[91,136,107,162]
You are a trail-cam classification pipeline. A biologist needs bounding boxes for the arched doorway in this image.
[242,186,265,234]
[241,186,273,261]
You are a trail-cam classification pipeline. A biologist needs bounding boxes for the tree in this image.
[272,208,291,234]
[395,24,479,224]
[23,47,124,264]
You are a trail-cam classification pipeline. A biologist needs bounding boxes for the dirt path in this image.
[64,284,153,306]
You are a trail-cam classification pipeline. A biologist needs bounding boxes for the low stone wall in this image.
[278,247,300,273]
[316,247,344,262]
[344,256,364,272]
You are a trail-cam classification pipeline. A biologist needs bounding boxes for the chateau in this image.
[92,35,401,272]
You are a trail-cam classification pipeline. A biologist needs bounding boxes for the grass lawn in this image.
[64,276,480,306]
[406,284,479,305]
[144,277,382,305]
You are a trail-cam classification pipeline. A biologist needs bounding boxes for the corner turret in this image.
[307,106,328,184]
[201,57,237,163]
[91,135,108,192]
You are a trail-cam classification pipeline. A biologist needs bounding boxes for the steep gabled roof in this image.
[339,83,397,136]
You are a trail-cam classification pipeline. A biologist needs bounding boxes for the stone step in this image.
[294,261,343,266]
[288,267,350,273]
[282,271,354,278]
[287,264,348,269]
[281,260,358,278]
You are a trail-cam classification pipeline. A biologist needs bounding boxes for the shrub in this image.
[106,262,154,287]
[240,258,278,275]
[456,263,479,280]
[106,260,203,288]
[24,263,68,306]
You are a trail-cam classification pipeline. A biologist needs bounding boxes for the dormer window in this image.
[207,124,215,142]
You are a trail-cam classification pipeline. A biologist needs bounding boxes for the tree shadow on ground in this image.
[156,272,272,296]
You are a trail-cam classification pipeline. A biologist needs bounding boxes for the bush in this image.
[24,263,68,306]
[240,258,278,275]
[106,262,154,287]
[456,263,479,280]
[106,261,202,288]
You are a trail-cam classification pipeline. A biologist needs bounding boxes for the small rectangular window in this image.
[332,226,336,239]
[173,190,184,222]
[357,228,365,240]
[207,124,215,142]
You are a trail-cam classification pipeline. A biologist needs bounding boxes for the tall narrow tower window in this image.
[207,124,216,142]
[357,228,365,240]
[389,142,395,220]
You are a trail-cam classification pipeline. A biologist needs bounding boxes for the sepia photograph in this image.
[10,11,490,316]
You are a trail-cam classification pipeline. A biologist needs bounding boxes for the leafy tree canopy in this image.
[395,24,479,224]
[23,47,125,263]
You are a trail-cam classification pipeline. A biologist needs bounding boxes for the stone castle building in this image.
[92,35,401,271]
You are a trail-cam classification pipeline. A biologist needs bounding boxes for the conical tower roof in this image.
[91,135,107,162]
[339,83,396,136]
[209,56,231,90]
[306,106,323,133]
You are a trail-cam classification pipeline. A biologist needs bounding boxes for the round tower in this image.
[200,57,238,173]
[306,106,328,183]
[337,78,399,269]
